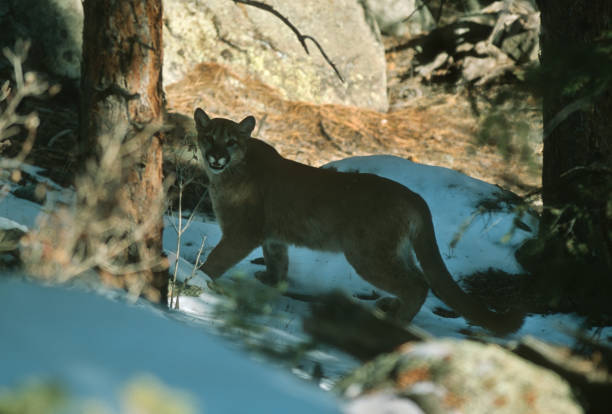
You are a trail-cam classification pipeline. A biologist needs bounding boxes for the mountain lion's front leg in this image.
[201,235,259,280]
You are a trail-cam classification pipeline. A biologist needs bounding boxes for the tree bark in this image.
[536,0,612,264]
[81,0,168,305]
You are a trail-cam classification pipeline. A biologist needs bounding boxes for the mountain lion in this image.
[194,108,522,334]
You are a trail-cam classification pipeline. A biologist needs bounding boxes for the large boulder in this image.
[0,0,82,79]
[337,339,583,414]
[0,1,388,111]
[163,0,388,111]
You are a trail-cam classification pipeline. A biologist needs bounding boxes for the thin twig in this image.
[170,179,184,308]
[543,82,608,142]
[318,120,343,151]
[401,0,433,24]
[187,236,207,285]
[255,113,268,137]
[232,0,344,82]
[435,0,445,24]
[169,162,209,308]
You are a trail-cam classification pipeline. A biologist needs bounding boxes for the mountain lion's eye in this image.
[227,139,237,147]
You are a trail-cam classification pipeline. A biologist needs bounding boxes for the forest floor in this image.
[13,31,554,320]
[21,35,542,199]
[164,34,542,197]
[5,30,610,404]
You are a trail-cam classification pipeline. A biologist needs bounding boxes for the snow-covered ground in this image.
[1,155,609,412]
[0,277,340,413]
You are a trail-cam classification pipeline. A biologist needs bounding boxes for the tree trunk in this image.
[80,0,168,305]
[536,0,612,266]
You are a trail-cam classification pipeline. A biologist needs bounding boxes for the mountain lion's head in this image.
[194,108,256,174]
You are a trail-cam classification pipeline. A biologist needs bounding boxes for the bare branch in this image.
[543,78,609,142]
[232,0,344,82]
[560,164,612,179]
[401,0,433,24]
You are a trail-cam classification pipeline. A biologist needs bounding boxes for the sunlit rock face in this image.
[163,0,388,111]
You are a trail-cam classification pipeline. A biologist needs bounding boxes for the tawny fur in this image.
[194,108,522,334]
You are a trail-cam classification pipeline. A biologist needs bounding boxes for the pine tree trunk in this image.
[536,0,612,265]
[80,0,168,305]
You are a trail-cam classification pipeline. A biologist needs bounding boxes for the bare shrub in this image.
[0,41,51,193]
[20,122,169,300]
[0,43,169,301]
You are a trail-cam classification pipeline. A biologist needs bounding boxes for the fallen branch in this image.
[232,0,344,82]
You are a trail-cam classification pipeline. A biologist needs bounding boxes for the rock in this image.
[344,392,424,414]
[360,0,435,36]
[463,41,514,84]
[1,0,388,111]
[486,1,540,64]
[163,0,388,111]
[336,339,583,414]
[0,217,27,253]
[395,1,540,85]
[416,52,450,80]
[501,31,538,63]
[513,336,612,413]
[0,0,82,79]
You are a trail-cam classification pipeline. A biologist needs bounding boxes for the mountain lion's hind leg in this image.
[345,249,429,324]
[256,240,289,286]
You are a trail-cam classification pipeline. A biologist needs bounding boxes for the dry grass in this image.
[166,61,540,194]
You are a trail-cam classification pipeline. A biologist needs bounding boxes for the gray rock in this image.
[0,218,26,253]
[485,1,540,64]
[163,0,388,111]
[344,392,424,414]
[399,1,540,85]
[501,31,538,63]
[361,0,435,36]
[337,339,583,414]
[2,0,387,111]
[0,0,82,79]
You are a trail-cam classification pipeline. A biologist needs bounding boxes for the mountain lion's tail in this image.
[413,225,524,335]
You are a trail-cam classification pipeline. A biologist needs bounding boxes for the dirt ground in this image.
[165,35,542,196]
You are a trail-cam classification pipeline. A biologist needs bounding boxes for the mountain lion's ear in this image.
[194,108,211,129]
[238,116,256,136]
